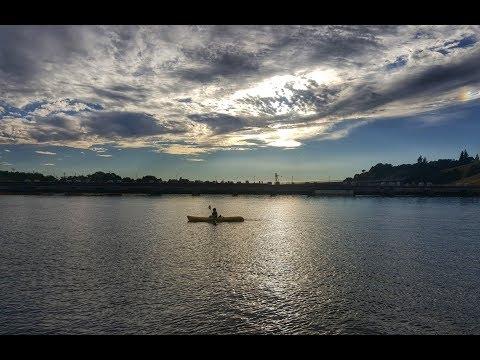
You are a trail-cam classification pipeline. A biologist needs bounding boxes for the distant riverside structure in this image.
[274,172,280,185]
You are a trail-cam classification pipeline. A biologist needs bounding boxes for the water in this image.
[0,194,479,334]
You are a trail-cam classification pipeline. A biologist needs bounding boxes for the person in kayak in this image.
[210,207,218,218]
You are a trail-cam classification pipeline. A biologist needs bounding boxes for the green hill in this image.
[346,150,480,185]
[443,161,480,185]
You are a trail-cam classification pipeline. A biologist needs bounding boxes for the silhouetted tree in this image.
[86,171,122,182]
[141,175,159,183]
[459,149,469,164]
[475,154,479,161]
[459,149,475,165]
[417,155,427,164]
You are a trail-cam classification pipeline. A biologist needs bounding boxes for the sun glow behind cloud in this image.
[219,68,341,116]
[458,87,480,102]
[236,68,339,99]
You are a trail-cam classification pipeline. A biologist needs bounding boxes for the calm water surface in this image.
[1,194,479,334]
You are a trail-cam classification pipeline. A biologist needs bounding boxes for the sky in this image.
[1,25,480,181]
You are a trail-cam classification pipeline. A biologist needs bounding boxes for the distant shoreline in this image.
[1,181,480,197]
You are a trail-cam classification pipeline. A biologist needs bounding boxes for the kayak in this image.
[187,216,244,223]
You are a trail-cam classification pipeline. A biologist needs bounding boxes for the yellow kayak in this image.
[187,216,244,223]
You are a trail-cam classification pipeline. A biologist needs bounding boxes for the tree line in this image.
[0,170,166,183]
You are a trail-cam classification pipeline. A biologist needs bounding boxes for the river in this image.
[1,194,479,334]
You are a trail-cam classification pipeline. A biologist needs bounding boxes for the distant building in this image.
[274,173,280,185]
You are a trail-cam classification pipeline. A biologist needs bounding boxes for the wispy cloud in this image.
[42,163,55,166]
[1,26,480,154]
[90,147,107,153]
[35,150,57,155]
[97,154,112,157]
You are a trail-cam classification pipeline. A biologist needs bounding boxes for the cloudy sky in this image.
[1,25,480,181]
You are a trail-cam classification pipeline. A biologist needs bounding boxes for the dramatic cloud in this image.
[82,111,184,138]
[188,113,250,134]
[1,25,480,154]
